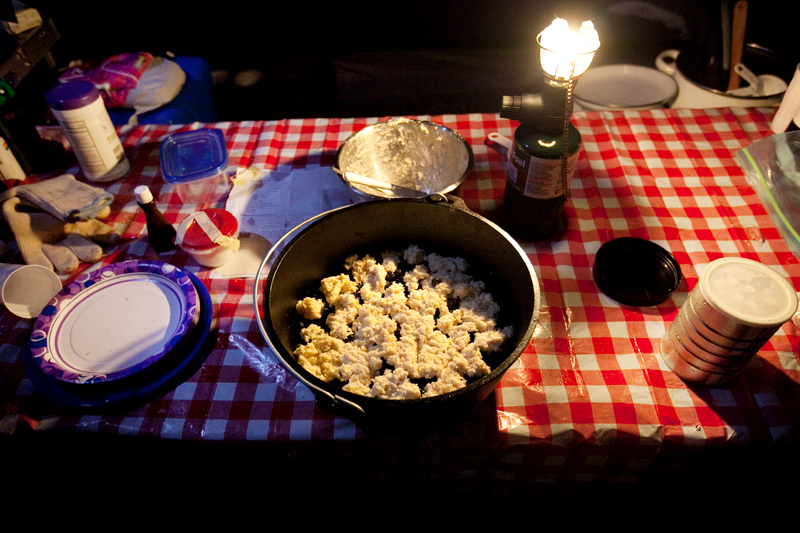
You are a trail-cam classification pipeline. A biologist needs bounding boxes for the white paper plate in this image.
[574,64,678,110]
[29,261,199,384]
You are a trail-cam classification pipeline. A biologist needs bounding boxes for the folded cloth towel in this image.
[0,174,114,222]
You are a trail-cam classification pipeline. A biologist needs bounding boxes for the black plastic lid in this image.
[592,237,682,307]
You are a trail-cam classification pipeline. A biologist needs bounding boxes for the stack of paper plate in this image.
[26,261,215,409]
[574,64,679,111]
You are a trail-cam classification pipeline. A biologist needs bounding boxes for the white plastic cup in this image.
[772,63,800,134]
[0,263,62,318]
[660,257,798,385]
[45,80,130,182]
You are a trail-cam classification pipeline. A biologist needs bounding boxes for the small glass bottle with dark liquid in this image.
[135,185,176,253]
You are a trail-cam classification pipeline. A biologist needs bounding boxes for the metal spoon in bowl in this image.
[332,167,427,198]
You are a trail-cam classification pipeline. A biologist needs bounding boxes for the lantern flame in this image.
[538,18,600,83]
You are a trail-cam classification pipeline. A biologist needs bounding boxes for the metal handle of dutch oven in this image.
[252,204,367,419]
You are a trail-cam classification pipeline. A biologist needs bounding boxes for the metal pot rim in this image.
[253,197,540,418]
[673,43,789,100]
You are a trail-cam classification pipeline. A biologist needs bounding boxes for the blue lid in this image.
[160,129,229,184]
[46,80,101,110]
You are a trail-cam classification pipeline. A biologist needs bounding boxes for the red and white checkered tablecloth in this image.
[1,109,798,494]
[496,108,800,448]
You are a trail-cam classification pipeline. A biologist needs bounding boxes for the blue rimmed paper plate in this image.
[25,267,215,409]
[29,260,199,385]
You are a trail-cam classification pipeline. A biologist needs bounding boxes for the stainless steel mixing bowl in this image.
[334,118,473,202]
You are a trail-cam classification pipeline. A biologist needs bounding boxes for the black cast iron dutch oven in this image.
[254,195,540,426]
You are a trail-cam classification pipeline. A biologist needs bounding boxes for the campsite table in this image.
[1,108,797,510]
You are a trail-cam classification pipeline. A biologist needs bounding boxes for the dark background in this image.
[2,2,799,522]
[3,0,798,121]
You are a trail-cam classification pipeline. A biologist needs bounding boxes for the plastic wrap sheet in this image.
[736,131,800,260]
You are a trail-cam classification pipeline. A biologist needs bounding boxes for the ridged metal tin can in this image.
[661,257,797,385]
[689,257,797,341]
[660,334,740,386]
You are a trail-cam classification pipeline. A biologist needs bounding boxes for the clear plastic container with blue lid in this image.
[160,128,230,203]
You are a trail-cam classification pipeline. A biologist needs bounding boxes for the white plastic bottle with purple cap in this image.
[45,80,130,182]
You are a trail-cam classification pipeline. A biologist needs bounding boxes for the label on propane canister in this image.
[508,144,579,199]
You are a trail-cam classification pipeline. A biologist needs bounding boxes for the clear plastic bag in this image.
[736,131,800,260]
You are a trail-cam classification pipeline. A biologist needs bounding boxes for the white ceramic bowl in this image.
[574,64,678,110]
